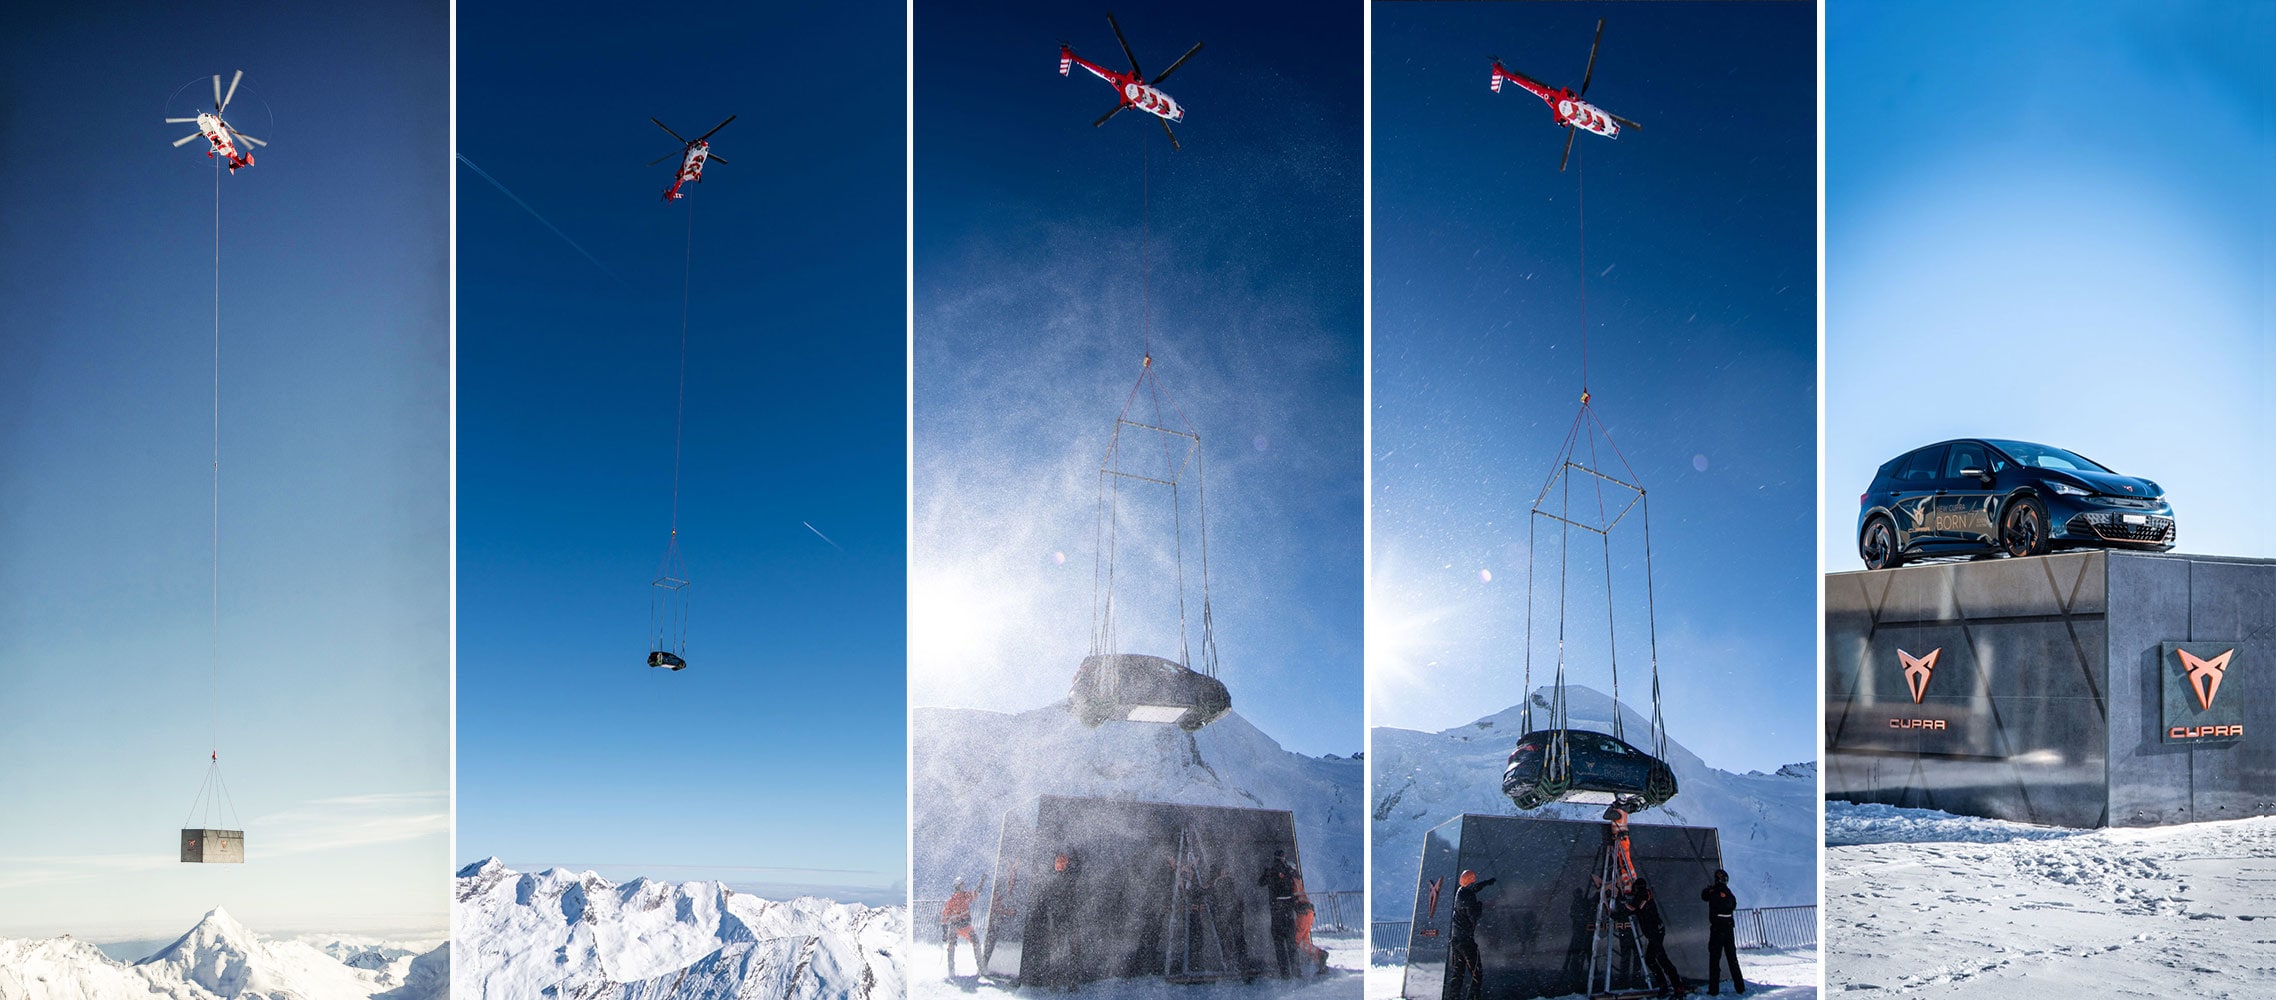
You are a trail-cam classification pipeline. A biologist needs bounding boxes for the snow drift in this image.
[0,907,444,1000]
[453,858,905,1000]
[1370,686,1816,925]
[912,704,1364,898]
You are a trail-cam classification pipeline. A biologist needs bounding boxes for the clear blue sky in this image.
[911,0,1364,757]
[1826,0,2275,568]
[0,2,448,938]
[452,0,907,902]
[1370,2,1817,774]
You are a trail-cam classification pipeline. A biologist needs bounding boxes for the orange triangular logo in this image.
[1899,648,1941,705]
[2180,648,2235,712]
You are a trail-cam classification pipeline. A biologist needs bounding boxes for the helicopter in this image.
[1489,18,1640,171]
[1060,13,1203,149]
[165,71,266,173]
[651,115,735,202]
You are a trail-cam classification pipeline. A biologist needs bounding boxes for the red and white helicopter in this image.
[1060,13,1203,149]
[165,71,266,173]
[1489,19,1640,171]
[650,115,735,202]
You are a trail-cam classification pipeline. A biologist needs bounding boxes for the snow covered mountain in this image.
[453,859,905,1000]
[912,703,1365,897]
[0,907,444,1000]
[1370,686,1816,925]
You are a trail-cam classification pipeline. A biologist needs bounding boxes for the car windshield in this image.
[1988,440,2110,474]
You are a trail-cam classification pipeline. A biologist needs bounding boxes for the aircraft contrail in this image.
[456,154,624,285]
[803,521,845,553]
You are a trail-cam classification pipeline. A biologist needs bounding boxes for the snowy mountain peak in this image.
[0,910,445,1000]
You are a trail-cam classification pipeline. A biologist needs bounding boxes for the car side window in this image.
[1943,443,1986,479]
[1897,446,1945,482]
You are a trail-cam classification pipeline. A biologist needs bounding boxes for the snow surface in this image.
[912,705,1364,897]
[1362,947,1819,1000]
[0,907,445,1000]
[1827,801,2276,996]
[453,858,905,1000]
[1370,686,1818,925]
[911,930,1366,1000]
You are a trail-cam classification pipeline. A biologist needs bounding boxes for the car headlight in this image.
[2049,482,2090,497]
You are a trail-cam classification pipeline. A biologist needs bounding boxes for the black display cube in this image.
[979,795,1304,986]
[1827,550,2276,827]
[1399,814,1721,1000]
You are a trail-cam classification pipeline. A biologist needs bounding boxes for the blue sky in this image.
[1370,2,1817,774]
[1826,0,2276,568]
[0,2,447,938]
[453,0,907,902]
[910,0,1364,757]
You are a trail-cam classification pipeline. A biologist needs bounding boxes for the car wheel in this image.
[2001,496,2050,558]
[1861,516,1904,570]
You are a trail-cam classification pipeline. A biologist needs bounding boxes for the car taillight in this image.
[1859,493,1868,505]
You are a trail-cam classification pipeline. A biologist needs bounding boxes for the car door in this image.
[1881,445,1947,548]
[1933,440,1999,545]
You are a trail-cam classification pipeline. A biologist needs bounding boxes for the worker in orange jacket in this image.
[941,876,983,977]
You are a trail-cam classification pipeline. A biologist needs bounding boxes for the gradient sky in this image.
[453,0,907,903]
[911,0,1363,757]
[0,2,447,939]
[1370,2,1817,774]
[1826,0,2276,568]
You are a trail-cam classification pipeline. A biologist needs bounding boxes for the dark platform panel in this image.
[980,795,1302,986]
[1400,814,1721,1000]
[1827,550,2276,827]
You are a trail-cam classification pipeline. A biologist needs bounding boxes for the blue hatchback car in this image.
[1857,439,2175,569]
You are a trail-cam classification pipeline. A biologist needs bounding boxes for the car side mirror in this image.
[1959,467,1991,485]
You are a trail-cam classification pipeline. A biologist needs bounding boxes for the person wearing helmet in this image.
[941,875,983,978]
[1620,877,1688,998]
[1258,849,1300,977]
[1442,869,1497,1000]
[1699,869,1745,995]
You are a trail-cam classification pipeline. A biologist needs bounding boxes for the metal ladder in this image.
[1163,827,1233,982]
[1585,816,1657,998]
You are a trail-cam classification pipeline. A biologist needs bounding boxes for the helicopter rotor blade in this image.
[705,153,727,165]
[1151,41,1203,84]
[1159,115,1181,151]
[174,132,205,148]
[650,117,691,144]
[221,70,243,113]
[1107,11,1142,78]
[212,74,223,111]
[649,153,678,167]
[1094,103,1127,128]
[1579,18,1604,97]
[165,117,200,124]
[694,114,737,143]
[1608,112,1642,132]
[1559,125,1577,172]
[230,130,267,148]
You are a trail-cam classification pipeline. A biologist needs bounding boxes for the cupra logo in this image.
[1899,648,1942,704]
[2180,647,2235,712]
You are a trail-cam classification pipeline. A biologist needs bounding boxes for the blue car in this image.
[1857,438,2174,570]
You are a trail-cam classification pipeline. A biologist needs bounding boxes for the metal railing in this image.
[1733,905,1816,950]
[1373,921,1410,950]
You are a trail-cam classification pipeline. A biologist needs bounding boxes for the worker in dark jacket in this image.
[1441,869,1496,1000]
[1621,877,1687,998]
[1258,849,1300,977]
[1699,869,1745,995]
[940,876,983,978]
